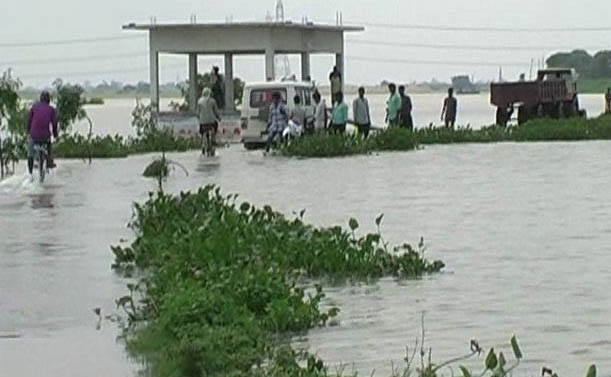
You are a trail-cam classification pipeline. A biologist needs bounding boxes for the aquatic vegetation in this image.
[414,124,508,144]
[280,115,611,158]
[279,127,418,158]
[54,134,129,158]
[142,153,189,191]
[112,186,444,376]
[280,132,372,157]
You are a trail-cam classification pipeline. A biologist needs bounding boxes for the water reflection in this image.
[29,192,55,209]
[195,155,221,174]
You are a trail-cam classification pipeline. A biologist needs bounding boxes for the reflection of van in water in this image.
[241,81,316,149]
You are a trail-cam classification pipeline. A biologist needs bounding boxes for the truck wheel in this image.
[496,107,508,126]
[557,102,565,118]
[563,101,576,117]
[517,106,529,125]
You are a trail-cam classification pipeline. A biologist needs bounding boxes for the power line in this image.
[0,52,148,67]
[14,65,177,80]
[346,39,607,52]
[347,56,529,68]
[354,21,611,32]
[0,35,145,48]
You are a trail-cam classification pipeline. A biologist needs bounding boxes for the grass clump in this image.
[111,185,444,376]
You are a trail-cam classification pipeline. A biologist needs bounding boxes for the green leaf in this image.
[585,365,596,377]
[485,349,498,370]
[511,335,522,360]
[498,352,506,368]
[239,202,250,212]
[460,366,472,377]
[349,218,359,231]
[375,214,384,226]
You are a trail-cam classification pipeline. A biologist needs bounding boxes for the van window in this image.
[249,89,287,108]
[294,88,312,107]
[303,88,312,106]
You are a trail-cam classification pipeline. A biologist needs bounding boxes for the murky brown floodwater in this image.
[2,139,611,376]
[0,142,611,377]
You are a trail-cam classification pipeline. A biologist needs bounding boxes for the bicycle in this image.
[33,142,48,183]
[201,124,216,157]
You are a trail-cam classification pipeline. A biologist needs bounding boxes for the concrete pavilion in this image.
[123,21,364,113]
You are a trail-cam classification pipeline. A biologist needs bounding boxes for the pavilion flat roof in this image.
[122,21,364,33]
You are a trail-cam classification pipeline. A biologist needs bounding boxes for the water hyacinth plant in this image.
[280,115,611,158]
[111,185,444,376]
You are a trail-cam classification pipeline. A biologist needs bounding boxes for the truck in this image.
[491,68,584,126]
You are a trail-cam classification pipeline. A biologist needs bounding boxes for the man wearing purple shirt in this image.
[27,91,58,174]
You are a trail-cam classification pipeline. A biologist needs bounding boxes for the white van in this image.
[241,81,316,149]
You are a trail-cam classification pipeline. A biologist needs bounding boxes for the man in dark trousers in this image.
[398,85,413,130]
[210,66,225,110]
[26,91,58,174]
[441,87,457,128]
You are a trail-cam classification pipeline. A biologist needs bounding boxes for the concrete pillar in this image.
[188,53,198,112]
[265,48,275,81]
[224,53,235,112]
[301,52,311,82]
[149,49,159,112]
[335,51,344,93]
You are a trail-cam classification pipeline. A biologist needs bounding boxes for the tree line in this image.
[546,50,611,79]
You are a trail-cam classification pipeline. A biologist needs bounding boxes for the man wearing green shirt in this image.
[330,92,349,134]
[386,83,401,127]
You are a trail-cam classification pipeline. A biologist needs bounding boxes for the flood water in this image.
[75,93,607,137]
[2,96,611,376]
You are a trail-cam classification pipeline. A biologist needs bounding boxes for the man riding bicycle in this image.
[197,87,221,155]
[27,91,58,175]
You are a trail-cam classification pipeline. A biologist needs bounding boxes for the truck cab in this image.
[240,81,316,149]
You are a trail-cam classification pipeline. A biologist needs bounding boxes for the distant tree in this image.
[591,51,611,78]
[53,79,94,163]
[545,50,611,78]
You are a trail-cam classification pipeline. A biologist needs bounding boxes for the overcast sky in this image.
[1,0,610,87]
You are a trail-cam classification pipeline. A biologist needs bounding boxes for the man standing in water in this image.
[441,87,458,128]
[329,66,342,106]
[386,83,401,127]
[313,90,327,132]
[330,92,349,134]
[27,91,58,174]
[352,87,371,138]
[398,85,413,131]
